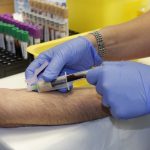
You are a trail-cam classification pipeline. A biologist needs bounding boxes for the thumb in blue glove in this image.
[86,61,150,119]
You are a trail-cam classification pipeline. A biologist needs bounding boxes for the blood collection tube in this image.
[0,22,6,50]
[54,21,60,39]
[12,27,22,57]
[30,0,37,13]
[22,10,28,22]
[3,24,10,51]
[7,24,15,53]
[26,11,31,23]
[53,5,60,39]
[22,0,69,41]
[20,30,29,59]
[10,26,16,54]
[31,27,41,44]
[62,7,69,36]
[44,19,50,42]
[25,25,34,45]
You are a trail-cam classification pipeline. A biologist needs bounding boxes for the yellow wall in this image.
[67,0,150,32]
[0,0,14,14]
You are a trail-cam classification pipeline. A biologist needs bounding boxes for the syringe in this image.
[28,70,88,93]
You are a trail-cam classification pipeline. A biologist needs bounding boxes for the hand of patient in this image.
[0,88,110,127]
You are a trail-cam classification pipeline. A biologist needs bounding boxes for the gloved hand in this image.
[86,61,150,119]
[25,37,102,92]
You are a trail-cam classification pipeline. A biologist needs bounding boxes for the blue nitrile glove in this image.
[25,37,102,92]
[86,61,150,119]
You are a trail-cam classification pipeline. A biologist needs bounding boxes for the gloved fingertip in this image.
[86,70,96,85]
[42,72,57,82]
[58,87,73,93]
[58,85,73,93]
[42,76,51,82]
[110,109,128,120]
[102,99,109,107]
[58,88,70,93]
[25,72,30,80]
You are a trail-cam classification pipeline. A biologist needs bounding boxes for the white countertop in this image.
[0,73,26,89]
[0,61,150,150]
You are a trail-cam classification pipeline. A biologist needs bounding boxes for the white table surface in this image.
[0,68,150,150]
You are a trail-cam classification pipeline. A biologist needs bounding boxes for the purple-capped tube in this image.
[27,25,34,45]
[25,24,41,45]
[2,16,10,24]
[3,14,13,18]
[32,27,41,44]
[0,16,5,22]
[35,15,44,41]
[0,16,14,25]
[0,15,4,22]
[22,23,31,31]
[5,18,12,24]
[4,17,14,25]
[17,22,25,30]
[6,18,15,25]
[14,20,21,28]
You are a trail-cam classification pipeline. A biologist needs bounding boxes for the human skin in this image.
[0,88,110,127]
[85,11,150,60]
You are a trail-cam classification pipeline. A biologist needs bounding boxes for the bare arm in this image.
[86,11,150,60]
[0,88,110,127]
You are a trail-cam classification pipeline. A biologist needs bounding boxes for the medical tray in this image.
[0,48,32,78]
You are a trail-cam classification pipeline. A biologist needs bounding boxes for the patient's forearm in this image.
[0,88,110,127]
